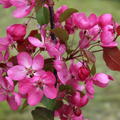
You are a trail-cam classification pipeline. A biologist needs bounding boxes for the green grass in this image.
[0,0,120,120]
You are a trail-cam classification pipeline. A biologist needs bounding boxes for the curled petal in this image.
[28,37,45,48]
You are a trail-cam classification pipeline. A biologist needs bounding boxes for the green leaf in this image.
[59,8,78,22]
[59,85,73,93]
[36,7,50,25]
[41,97,63,110]
[32,107,54,120]
[91,63,96,75]
[51,27,69,44]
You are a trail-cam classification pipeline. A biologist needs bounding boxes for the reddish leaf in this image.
[116,25,120,35]
[103,47,120,71]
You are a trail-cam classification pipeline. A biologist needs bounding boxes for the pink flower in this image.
[7,52,44,80]
[19,71,58,106]
[0,76,21,110]
[54,59,71,84]
[69,91,89,107]
[88,25,100,41]
[0,0,12,8]
[99,14,113,27]
[7,24,26,41]
[73,13,98,29]
[46,42,66,58]
[10,0,35,18]
[100,25,117,47]
[93,73,113,88]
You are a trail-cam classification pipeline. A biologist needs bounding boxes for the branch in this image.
[47,0,57,43]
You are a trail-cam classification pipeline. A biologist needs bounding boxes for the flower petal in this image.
[32,54,44,70]
[17,52,32,68]
[28,37,45,48]
[7,65,27,80]
[43,86,58,99]
[28,88,43,106]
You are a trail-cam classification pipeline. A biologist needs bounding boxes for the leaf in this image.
[32,107,54,120]
[41,97,63,110]
[36,7,50,25]
[91,63,96,75]
[59,85,74,93]
[83,50,96,63]
[51,27,69,44]
[44,58,54,72]
[103,47,120,71]
[59,8,78,22]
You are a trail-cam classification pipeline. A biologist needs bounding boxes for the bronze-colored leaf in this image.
[103,47,120,71]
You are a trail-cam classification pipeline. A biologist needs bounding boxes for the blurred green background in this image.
[0,0,120,120]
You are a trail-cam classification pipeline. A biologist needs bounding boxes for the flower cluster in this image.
[0,1,120,120]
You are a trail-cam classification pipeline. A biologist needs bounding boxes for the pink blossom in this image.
[99,14,113,27]
[93,73,113,88]
[55,59,71,84]
[69,91,89,107]
[10,0,35,18]
[73,13,98,29]
[0,76,21,110]
[46,42,66,58]
[19,71,57,106]
[7,52,44,80]
[100,25,117,47]
[88,25,101,41]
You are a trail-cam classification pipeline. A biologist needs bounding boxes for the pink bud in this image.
[7,24,26,41]
[93,73,113,88]
[78,66,90,81]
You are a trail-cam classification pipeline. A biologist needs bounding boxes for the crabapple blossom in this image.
[7,52,44,80]
[19,71,57,106]
[0,1,119,120]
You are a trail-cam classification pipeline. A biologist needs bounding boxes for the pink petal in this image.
[32,54,44,70]
[13,92,22,106]
[28,37,45,48]
[43,86,58,99]
[42,72,56,85]
[28,88,43,106]
[0,89,7,101]
[7,65,27,80]
[7,95,19,110]
[12,6,33,18]
[19,79,33,94]
[0,37,9,45]
[17,52,32,68]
